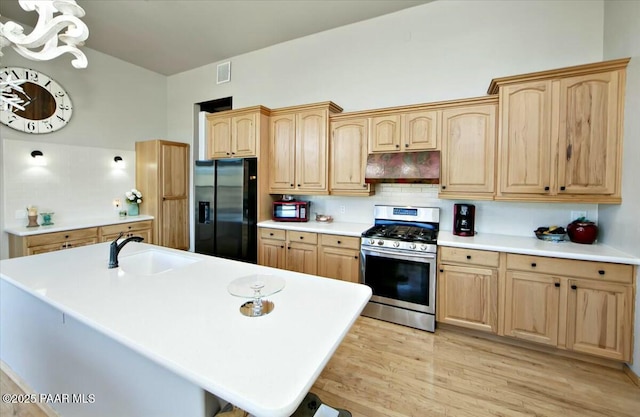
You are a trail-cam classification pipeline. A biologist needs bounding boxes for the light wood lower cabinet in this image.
[258,227,360,282]
[8,220,154,258]
[100,220,153,243]
[318,234,360,283]
[504,254,634,361]
[438,247,499,333]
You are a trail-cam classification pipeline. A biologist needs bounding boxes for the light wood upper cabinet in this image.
[329,117,372,196]
[439,100,497,199]
[498,80,553,195]
[269,102,342,195]
[369,110,438,153]
[206,106,270,159]
[490,58,629,203]
[558,72,620,196]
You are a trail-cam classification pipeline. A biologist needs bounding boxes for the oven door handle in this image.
[361,246,436,260]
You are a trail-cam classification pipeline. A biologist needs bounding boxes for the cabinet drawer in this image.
[320,234,360,250]
[506,254,633,284]
[101,221,152,235]
[287,230,318,244]
[25,228,98,247]
[259,228,286,241]
[440,247,500,268]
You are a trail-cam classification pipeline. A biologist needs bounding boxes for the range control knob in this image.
[409,243,416,250]
[368,239,375,245]
[392,241,400,248]
[377,240,384,246]
[420,244,428,251]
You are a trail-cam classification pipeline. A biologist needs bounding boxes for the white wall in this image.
[1,46,168,259]
[600,0,640,374]
[169,0,603,230]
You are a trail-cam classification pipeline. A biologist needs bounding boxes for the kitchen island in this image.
[0,242,371,417]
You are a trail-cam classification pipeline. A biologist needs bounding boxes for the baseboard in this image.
[0,360,60,417]
[436,323,626,370]
[623,364,640,387]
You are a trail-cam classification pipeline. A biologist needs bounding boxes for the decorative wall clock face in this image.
[0,67,73,134]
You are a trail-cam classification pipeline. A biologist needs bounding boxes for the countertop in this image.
[4,215,155,236]
[438,231,640,265]
[257,220,372,237]
[258,221,639,265]
[0,243,371,417]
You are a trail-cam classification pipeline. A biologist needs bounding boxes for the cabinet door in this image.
[286,242,317,275]
[207,116,232,159]
[558,72,621,195]
[504,271,560,346]
[258,238,286,269]
[161,199,189,250]
[330,118,371,194]
[269,114,296,192]
[369,115,401,153]
[498,81,553,195]
[403,110,438,151]
[437,264,498,333]
[319,246,360,283]
[161,143,188,198]
[440,104,496,194]
[295,109,328,192]
[232,113,257,157]
[566,279,631,361]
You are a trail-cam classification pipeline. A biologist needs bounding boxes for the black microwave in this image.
[272,201,310,222]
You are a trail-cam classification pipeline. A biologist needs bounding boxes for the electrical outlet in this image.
[15,209,26,219]
[339,205,346,214]
[113,198,121,210]
[570,211,587,221]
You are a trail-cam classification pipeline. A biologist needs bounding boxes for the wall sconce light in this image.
[30,150,46,166]
[113,155,125,168]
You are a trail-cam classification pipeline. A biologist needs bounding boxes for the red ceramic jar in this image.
[567,220,598,244]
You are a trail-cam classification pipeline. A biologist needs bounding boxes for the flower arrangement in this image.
[125,188,142,204]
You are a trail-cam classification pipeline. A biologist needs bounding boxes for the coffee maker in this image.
[453,204,475,236]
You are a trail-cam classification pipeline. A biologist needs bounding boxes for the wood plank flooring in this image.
[2,317,638,416]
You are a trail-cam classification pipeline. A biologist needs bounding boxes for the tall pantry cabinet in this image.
[136,140,190,250]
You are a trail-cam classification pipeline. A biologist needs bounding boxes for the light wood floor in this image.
[2,317,639,417]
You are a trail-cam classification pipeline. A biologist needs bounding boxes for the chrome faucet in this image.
[108,232,144,268]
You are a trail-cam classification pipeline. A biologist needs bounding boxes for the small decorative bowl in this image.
[315,214,333,223]
[534,231,566,242]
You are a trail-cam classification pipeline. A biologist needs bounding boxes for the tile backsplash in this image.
[3,139,136,228]
[306,183,597,237]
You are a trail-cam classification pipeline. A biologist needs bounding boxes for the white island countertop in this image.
[0,243,372,417]
[438,231,640,265]
[5,214,155,236]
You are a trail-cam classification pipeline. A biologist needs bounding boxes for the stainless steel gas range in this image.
[360,205,439,332]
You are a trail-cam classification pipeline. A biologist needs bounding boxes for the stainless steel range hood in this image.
[365,151,440,184]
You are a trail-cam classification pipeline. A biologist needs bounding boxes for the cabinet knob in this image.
[231,152,236,155]
[466,255,471,260]
[404,144,409,148]
[65,235,69,239]
[441,185,446,190]
[544,186,550,191]
[363,184,367,188]
[354,256,358,259]
[128,226,132,230]
[280,245,284,249]
[439,269,444,273]
[299,236,304,240]
[395,144,400,148]
[531,263,537,267]
[287,246,291,250]
[337,240,341,244]
[297,184,301,187]
[560,186,566,191]
[554,282,560,287]
[226,152,230,156]
[269,232,274,236]
[598,270,605,275]
[571,284,577,290]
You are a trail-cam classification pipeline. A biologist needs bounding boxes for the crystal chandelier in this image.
[0,0,89,111]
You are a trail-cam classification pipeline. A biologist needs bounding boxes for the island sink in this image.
[118,248,200,275]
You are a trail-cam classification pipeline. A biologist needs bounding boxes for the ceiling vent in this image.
[216,61,231,84]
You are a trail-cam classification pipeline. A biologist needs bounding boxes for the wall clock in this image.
[0,67,73,134]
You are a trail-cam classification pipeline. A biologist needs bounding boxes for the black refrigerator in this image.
[194,158,258,263]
